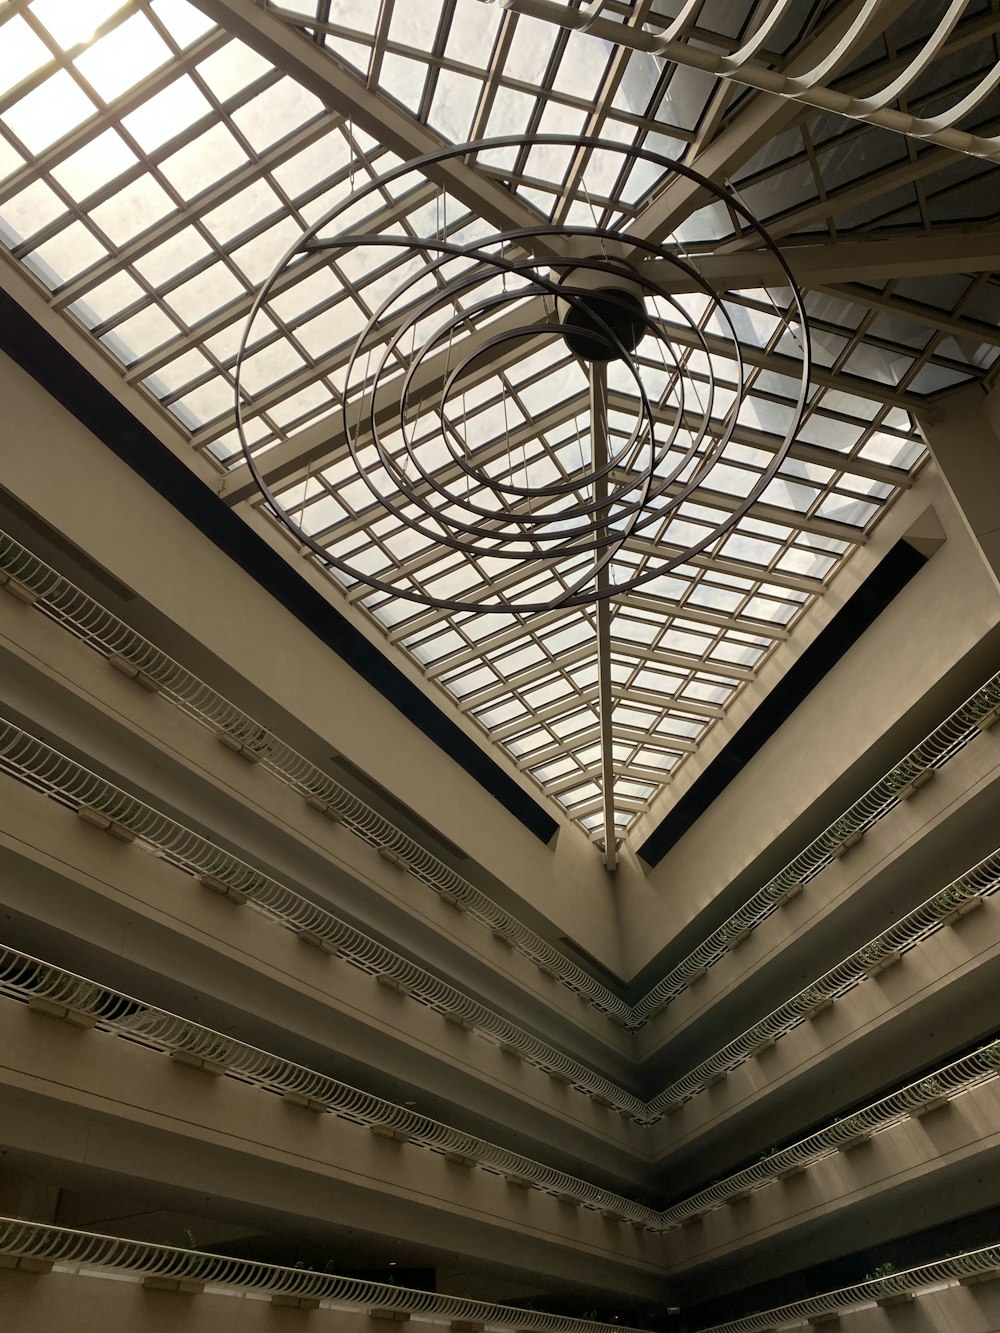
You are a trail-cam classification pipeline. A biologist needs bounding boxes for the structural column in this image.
[918,378,1000,595]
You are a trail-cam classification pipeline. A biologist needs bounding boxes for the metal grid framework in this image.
[1,0,998,842]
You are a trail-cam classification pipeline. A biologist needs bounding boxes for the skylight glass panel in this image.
[90,173,176,245]
[27,219,107,285]
[29,0,127,50]
[73,11,171,101]
[0,0,950,838]
[160,122,248,198]
[0,15,51,94]
[3,68,96,153]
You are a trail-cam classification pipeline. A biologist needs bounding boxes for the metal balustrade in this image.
[2,705,998,1123]
[4,528,1000,1035]
[661,1034,1000,1227]
[0,528,628,1022]
[648,848,1000,1115]
[0,944,661,1227]
[699,1242,1000,1332]
[631,671,1000,1025]
[0,715,647,1120]
[4,939,999,1239]
[0,1217,646,1330]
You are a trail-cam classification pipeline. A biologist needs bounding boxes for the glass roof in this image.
[1,0,997,846]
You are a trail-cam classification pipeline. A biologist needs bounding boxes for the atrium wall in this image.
[2,349,1000,1328]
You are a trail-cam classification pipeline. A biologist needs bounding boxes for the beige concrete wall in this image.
[647,893,1000,1181]
[4,1264,1000,1333]
[0,772,648,1184]
[0,351,629,973]
[635,720,1000,1067]
[667,1080,1000,1279]
[0,1001,666,1298]
[0,593,630,1071]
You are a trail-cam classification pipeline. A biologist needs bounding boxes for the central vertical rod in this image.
[590,361,617,874]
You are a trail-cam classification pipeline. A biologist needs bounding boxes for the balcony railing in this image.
[699,1241,1000,1332]
[0,943,660,1227]
[2,706,998,1124]
[0,714,646,1120]
[5,940,999,1234]
[4,526,1000,1032]
[648,847,1000,1114]
[0,1217,646,1331]
[631,670,1000,1025]
[0,527,628,1022]
[661,1033,1000,1226]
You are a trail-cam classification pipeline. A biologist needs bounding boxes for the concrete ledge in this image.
[897,767,934,799]
[375,974,410,994]
[0,572,39,604]
[909,1095,951,1119]
[876,1292,915,1308]
[27,997,97,1029]
[281,1090,327,1113]
[377,847,408,870]
[370,1124,409,1142]
[305,794,341,822]
[831,829,863,858]
[296,928,337,954]
[76,806,136,843]
[0,1255,53,1272]
[864,950,902,978]
[442,1011,472,1029]
[215,729,262,763]
[941,895,984,926]
[142,1276,205,1293]
[169,1050,227,1076]
[197,873,246,905]
[107,653,160,692]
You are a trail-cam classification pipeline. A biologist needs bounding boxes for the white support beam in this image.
[591,362,617,871]
[642,231,1000,292]
[190,0,552,245]
[219,306,557,505]
[917,379,1000,596]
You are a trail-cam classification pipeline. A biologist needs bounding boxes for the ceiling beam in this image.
[622,0,914,246]
[720,143,963,249]
[219,305,558,504]
[190,0,551,244]
[642,231,1000,292]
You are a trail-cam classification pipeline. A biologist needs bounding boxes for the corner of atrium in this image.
[1,2,1000,1332]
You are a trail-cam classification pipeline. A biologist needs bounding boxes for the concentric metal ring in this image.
[235,135,811,614]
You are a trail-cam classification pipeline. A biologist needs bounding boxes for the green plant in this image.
[934,884,970,915]
[857,940,888,969]
[865,1261,897,1283]
[223,716,270,753]
[917,1077,945,1099]
[826,815,860,847]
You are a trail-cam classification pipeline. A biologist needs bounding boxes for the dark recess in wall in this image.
[0,288,557,845]
[637,538,928,868]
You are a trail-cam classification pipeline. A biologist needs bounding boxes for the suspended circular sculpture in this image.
[235,135,811,615]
